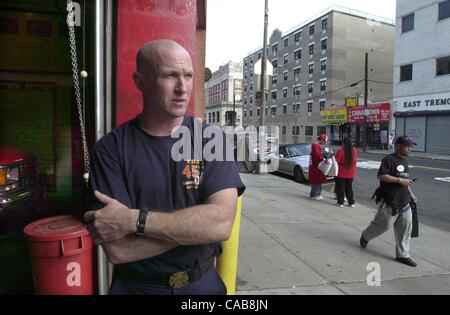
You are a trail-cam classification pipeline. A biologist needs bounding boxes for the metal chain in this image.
[67,0,90,184]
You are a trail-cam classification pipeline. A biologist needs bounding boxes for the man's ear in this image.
[133,72,144,91]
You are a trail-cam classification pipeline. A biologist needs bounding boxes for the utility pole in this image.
[260,0,268,128]
[233,93,236,128]
[362,52,369,152]
[256,0,269,174]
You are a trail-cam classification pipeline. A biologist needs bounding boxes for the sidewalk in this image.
[235,173,450,295]
[330,145,450,161]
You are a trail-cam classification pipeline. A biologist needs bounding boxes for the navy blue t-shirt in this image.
[88,116,245,276]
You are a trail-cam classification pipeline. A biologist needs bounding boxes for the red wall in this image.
[116,0,198,126]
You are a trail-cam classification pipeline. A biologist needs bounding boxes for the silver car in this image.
[276,144,311,182]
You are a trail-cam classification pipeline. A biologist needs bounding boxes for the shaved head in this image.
[136,39,191,75]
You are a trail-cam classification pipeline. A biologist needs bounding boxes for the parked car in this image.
[276,144,311,182]
[0,146,47,232]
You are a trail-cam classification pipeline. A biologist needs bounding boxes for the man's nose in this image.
[175,77,188,94]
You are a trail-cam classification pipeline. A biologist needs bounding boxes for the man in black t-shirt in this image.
[84,40,245,294]
[360,136,418,267]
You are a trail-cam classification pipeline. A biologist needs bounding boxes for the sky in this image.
[205,0,397,72]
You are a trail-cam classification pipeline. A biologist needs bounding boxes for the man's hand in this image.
[410,193,418,203]
[399,178,413,187]
[84,191,138,246]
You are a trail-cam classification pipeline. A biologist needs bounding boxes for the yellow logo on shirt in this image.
[181,160,204,190]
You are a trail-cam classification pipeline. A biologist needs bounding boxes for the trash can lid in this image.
[24,215,89,242]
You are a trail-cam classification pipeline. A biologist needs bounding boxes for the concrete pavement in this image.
[235,173,450,295]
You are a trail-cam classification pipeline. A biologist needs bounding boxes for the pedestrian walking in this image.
[360,136,419,267]
[334,137,357,207]
[309,134,328,200]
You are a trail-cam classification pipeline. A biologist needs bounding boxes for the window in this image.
[309,25,315,36]
[321,59,327,71]
[250,84,253,91]
[250,110,253,117]
[244,85,247,92]
[265,108,268,116]
[284,38,289,47]
[308,83,314,93]
[272,59,278,68]
[400,64,413,82]
[320,80,327,91]
[305,126,314,136]
[439,0,450,20]
[292,126,300,136]
[309,44,314,55]
[295,32,302,42]
[271,91,277,100]
[322,18,328,30]
[208,113,211,123]
[212,112,216,123]
[437,56,450,76]
[282,126,286,135]
[307,102,313,112]
[283,105,287,115]
[294,49,302,60]
[402,14,414,33]
[284,54,289,64]
[244,110,247,118]
[272,44,278,54]
[272,75,278,84]
[293,86,301,96]
[284,71,288,81]
[320,100,326,111]
[250,97,253,104]
[244,98,247,105]
[283,88,288,98]
[294,68,301,79]
[317,126,327,136]
[321,39,327,50]
[293,103,300,113]
[217,111,220,123]
[309,64,314,74]
[271,107,277,116]
[257,108,261,116]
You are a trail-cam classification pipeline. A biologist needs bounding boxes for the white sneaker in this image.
[312,196,323,201]
[317,195,324,200]
[337,204,344,208]
[349,204,355,208]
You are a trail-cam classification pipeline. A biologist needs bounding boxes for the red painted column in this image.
[116,0,198,126]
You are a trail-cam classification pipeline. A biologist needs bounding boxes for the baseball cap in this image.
[395,135,417,146]
[318,134,328,141]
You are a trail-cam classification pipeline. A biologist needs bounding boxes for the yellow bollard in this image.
[216,196,242,295]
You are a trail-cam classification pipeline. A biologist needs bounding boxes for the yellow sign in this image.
[345,97,358,107]
[321,108,348,124]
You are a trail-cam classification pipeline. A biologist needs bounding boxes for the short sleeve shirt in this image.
[88,116,245,275]
[377,154,411,209]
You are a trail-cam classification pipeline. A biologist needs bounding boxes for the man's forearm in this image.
[103,236,178,265]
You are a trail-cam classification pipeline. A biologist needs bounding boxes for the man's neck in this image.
[138,112,184,137]
[394,151,406,159]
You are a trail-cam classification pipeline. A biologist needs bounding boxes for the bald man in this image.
[85,40,245,295]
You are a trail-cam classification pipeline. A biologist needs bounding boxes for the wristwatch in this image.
[136,206,149,237]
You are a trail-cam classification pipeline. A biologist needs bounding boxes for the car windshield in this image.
[287,145,311,157]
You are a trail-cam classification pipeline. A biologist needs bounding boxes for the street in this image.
[331,152,450,232]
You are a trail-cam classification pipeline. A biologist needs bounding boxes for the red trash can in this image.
[24,215,94,295]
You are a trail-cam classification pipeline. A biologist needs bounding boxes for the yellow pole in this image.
[216,196,242,295]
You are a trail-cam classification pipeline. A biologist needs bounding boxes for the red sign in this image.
[348,103,391,124]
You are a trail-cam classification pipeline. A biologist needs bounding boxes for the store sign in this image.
[395,92,450,112]
[321,108,348,124]
[348,103,390,124]
[345,97,357,107]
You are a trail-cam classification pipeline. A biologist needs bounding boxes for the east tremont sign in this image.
[395,92,450,112]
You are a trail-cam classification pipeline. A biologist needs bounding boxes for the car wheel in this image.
[294,167,305,183]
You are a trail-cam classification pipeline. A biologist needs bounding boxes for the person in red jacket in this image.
[335,137,358,207]
[309,134,328,200]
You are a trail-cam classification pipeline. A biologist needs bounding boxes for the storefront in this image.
[394,92,450,154]
[348,103,391,150]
